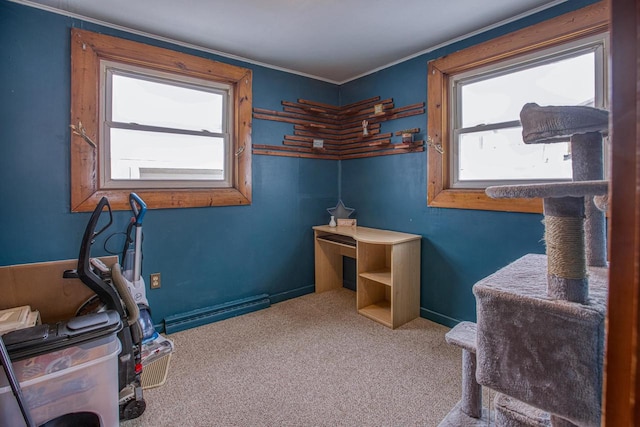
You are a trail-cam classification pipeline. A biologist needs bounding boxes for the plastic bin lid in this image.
[3,310,122,361]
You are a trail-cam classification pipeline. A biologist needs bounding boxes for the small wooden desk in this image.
[313,225,421,329]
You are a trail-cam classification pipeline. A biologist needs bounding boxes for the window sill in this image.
[428,187,542,214]
[72,187,251,212]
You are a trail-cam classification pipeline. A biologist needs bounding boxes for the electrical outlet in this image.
[150,273,161,289]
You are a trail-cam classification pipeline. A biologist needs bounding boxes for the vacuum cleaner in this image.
[69,196,147,420]
[120,193,157,343]
[0,196,146,425]
[2,194,170,424]
[118,194,174,390]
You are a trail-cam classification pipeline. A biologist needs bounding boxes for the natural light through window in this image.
[70,28,252,211]
[102,63,231,188]
[451,38,604,188]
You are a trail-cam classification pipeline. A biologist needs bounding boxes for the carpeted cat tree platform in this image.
[438,103,609,427]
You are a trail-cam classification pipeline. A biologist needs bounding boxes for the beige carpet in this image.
[121,288,464,427]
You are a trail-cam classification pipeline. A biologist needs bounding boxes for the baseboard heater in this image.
[164,294,271,334]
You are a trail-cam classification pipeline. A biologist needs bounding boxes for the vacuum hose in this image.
[111,263,140,327]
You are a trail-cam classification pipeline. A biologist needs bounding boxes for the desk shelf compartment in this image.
[357,240,420,329]
[357,242,392,326]
[358,275,393,327]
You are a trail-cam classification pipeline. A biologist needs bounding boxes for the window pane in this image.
[460,52,595,127]
[110,129,224,180]
[111,74,224,133]
[458,127,572,182]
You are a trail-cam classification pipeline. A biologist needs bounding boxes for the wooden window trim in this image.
[427,1,609,213]
[70,29,252,212]
[603,0,639,423]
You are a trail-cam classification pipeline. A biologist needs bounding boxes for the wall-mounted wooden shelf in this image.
[253,96,424,160]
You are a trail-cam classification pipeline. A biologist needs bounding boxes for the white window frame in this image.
[449,33,608,189]
[99,61,234,190]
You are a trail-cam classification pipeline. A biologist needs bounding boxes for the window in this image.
[70,29,252,212]
[427,2,609,213]
[452,38,606,188]
[102,63,232,187]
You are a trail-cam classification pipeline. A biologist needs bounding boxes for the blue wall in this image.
[0,0,600,329]
[0,0,339,325]
[338,0,600,325]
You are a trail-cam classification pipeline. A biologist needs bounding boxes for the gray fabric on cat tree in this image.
[571,132,607,266]
[445,322,482,418]
[520,103,609,267]
[519,103,608,144]
[438,103,610,427]
[437,401,493,427]
[485,181,608,200]
[439,322,499,426]
[474,254,607,427]
[494,393,551,427]
[486,181,608,304]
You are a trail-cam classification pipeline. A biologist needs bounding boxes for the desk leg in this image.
[314,236,344,293]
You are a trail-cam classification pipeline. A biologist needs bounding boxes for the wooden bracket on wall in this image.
[252,96,425,160]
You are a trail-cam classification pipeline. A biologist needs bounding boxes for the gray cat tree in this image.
[438,103,609,427]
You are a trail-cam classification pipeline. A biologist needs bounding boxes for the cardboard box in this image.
[0,257,117,323]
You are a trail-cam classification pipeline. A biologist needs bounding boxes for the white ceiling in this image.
[18,0,567,83]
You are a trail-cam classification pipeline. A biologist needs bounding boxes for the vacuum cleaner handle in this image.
[129,193,147,225]
[111,263,140,328]
[111,263,144,345]
[77,197,125,316]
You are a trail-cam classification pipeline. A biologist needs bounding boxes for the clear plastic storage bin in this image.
[0,334,121,427]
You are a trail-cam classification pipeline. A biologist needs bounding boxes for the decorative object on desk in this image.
[312,139,324,149]
[362,120,369,137]
[329,216,337,227]
[337,218,357,227]
[374,103,384,115]
[326,199,355,219]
